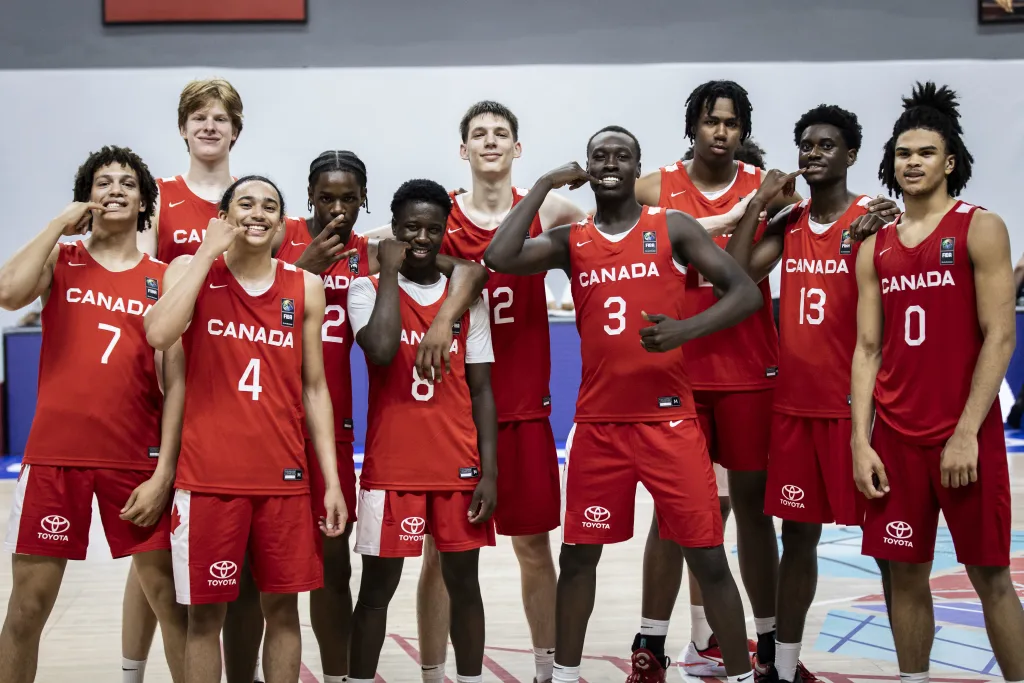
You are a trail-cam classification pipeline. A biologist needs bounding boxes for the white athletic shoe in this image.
[680,638,727,678]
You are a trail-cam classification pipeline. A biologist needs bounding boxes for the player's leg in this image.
[511,533,557,680]
[310,527,354,683]
[350,555,405,679]
[554,542,604,674]
[773,521,821,681]
[638,515,682,663]
[222,563,264,683]
[438,548,485,678]
[121,563,158,682]
[876,560,892,615]
[887,561,934,675]
[132,550,189,683]
[0,555,67,683]
[965,565,1024,679]
[186,604,231,683]
[682,546,751,675]
[417,535,450,681]
[258,593,301,683]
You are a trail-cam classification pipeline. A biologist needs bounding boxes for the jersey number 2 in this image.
[239,358,263,401]
[322,305,346,343]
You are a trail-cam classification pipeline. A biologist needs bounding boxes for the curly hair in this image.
[72,146,157,233]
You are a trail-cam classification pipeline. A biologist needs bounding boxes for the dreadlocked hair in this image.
[73,145,158,233]
[878,81,974,197]
[684,80,753,142]
[219,175,286,216]
[308,150,369,212]
[793,104,863,150]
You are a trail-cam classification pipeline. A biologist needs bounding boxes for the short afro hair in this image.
[218,175,286,216]
[73,145,158,233]
[460,101,519,142]
[586,125,641,160]
[390,179,452,221]
[793,104,863,151]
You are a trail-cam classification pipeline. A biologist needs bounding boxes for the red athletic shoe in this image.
[626,648,669,683]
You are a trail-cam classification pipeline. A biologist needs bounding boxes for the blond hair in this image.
[177,78,244,149]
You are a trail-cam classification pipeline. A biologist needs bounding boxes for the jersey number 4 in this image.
[239,358,263,401]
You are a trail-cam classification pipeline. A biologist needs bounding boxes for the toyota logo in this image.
[782,485,805,502]
[401,517,425,535]
[40,515,70,534]
[886,521,913,539]
[584,506,611,523]
[209,561,238,579]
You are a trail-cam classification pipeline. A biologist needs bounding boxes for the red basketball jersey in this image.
[873,201,989,445]
[177,258,308,495]
[658,161,778,390]
[568,207,695,422]
[24,242,165,470]
[441,188,551,422]
[360,278,480,491]
[156,176,220,263]
[276,217,371,442]
[775,197,870,417]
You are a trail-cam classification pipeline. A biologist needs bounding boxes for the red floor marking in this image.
[858,557,1024,603]
[818,674,986,683]
[299,662,319,683]
[389,633,454,683]
[482,653,519,683]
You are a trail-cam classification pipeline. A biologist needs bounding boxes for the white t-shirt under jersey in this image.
[348,273,494,364]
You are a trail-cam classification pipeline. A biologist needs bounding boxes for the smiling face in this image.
[220,180,282,248]
[460,112,521,177]
[587,131,640,200]
[392,200,447,267]
[89,163,143,232]
[180,99,237,162]
[893,128,954,197]
[798,123,856,186]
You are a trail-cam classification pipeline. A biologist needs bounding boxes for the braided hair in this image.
[307,150,369,212]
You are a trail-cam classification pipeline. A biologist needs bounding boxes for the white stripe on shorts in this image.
[714,462,729,497]
[170,490,191,605]
[353,489,386,556]
[560,424,577,546]
[3,464,31,554]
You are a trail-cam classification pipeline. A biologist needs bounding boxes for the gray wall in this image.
[2,0,1023,69]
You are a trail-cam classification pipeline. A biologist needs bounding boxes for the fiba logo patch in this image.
[208,561,239,587]
[780,485,806,509]
[38,515,70,542]
[582,506,611,529]
[884,521,914,547]
[399,516,426,542]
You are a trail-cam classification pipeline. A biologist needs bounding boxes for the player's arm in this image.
[360,222,394,240]
[761,168,803,216]
[538,191,588,231]
[941,211,1017,488]
[351,240,408,366]
[1013,251,1024,292]
[484,163,596,275]
[136,187,159,257]
[634,170,662,207]
[850,235,889,499]
[724,190,792,286]
[639,211,761,352]
[464,297,498,524]
[0,202,105,310]
[301,271,346,535]
[145,218,242,350]
[120,339,185,527]
[417,255,489,383]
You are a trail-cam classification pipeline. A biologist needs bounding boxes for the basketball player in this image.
[272,152,489,683]
[346,180,497,683]
[144,176,346,683]
[852,82,1024,683]
[724,105,899,683]
[485,127,761,683]
[0,146,187,683]
[621,80,788,673]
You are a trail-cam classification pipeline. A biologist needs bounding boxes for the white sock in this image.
[253,656,264,683]
[534,647,556,682]
[690,605,713,650]
[122,658,146,683]
[348,679,374,683]
[899,673,929,683]
[639,617,670,637]
[456,676,482,683]
[727,672,754,683]
[324,677,348,683]
[553,663,581,683]
[754,616,776,635]
[422,663,446,683]
[775,642,801,682]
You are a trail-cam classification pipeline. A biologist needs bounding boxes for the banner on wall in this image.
[979,0,1024,23]
[103,0,306,24]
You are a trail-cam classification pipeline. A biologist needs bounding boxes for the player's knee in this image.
[187,604,228,636]
[965,565,1014,602]
[4,588,53,640]
[558,543,602,577]
[259,593,299,627]
[727,470,769,508]
[358,571,402,609]
[888,561,931,592]
[322,537,352,591]
[781,520,822,553]
[511,533,553,570]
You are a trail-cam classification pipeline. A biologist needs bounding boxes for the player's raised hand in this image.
[198,217,245,257]
[376,239,409,274]
[294,217,357,275]
[119,475,172,527]
[853,442,890,499]
[850,195,900,242]
[468,475,497,524]
[939,430,979,489]
[543,162,600,191]
[639,311,690,352]
[52,201,108,236]
[319,487,348,537]
[415,317,454,385]
[756,168,805,203]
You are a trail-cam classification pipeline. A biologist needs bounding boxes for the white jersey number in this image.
[604,296,627,335]
[97,323,121,364]
[322,304,346,343]
[798,287,826,325]
[239,358,263,401]
[904,305,925,346]
[482,287,514,325]
[411,367,434,402]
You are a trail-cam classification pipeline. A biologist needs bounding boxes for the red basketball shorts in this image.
[492,419,560,536]
[306,439,357,524]
[4,464,170,560]
[693,389,773,471]
[861,411,1011,567]
[171,490,322,605]
[353,489,496,558]
[765,414,863,526]
[561,420,722,547]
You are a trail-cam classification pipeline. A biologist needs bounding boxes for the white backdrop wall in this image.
[1,60,1022,360]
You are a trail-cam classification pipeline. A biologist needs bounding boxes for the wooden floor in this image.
[1,447,1021,683]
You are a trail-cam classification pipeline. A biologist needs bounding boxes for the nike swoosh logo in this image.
[671,190,686,197]
[576,241,592,247]
[790,228,802,233]
[447,228,463,234]
[669,420,683,428]
[209,284,227,289]
[168,200,185,208]
[880,247,892,256]
[67,263,86,267]
[290,241,307,246]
